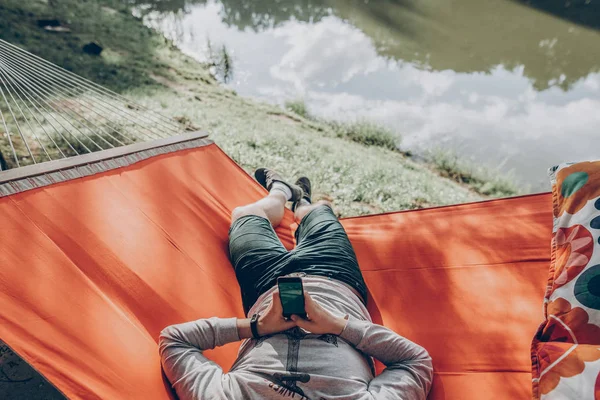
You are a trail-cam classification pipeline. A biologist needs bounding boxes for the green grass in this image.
[47,130,139,157]
[0,125,140,169]
[0,0,168,93]
[285,99,399,151]
[330,120,398,151]
[285,99,310,119]
[428,148,521,197]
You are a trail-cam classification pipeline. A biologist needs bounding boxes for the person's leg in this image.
[229,196,289,314]
[232,167,303,227]
[292,202,368,305]
[228,168,302,314]
[294,199,331,222]
[231,190,287,227]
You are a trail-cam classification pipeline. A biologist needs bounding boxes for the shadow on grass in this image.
[0,0,168,93]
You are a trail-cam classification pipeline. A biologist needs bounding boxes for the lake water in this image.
[137,0,600,192]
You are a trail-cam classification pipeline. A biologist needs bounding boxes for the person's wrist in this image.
[257,319,266,336]
[331,317,348,336]
[237,318,253,339]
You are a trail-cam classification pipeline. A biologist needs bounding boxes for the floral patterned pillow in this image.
[531,161,600,400]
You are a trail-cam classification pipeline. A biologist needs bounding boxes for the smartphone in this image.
[277,276,307,319]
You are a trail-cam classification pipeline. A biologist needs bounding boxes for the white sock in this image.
[270,181,292,201]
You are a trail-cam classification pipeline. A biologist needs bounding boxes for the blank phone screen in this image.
[278,281,305,315]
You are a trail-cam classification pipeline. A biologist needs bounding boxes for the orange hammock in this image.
[0,135,551,399]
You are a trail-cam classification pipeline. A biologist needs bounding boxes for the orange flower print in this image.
[538,343,600,395]
[554,161,600,217]
[541,297,600,344]
[552,225,594,288]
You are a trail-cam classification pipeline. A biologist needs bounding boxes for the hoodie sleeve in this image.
[340,319,433,400]
[158,317,240,400]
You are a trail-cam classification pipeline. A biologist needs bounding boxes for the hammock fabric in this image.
[0,140,552,399]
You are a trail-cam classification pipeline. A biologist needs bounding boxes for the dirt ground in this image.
[0,340,65,399]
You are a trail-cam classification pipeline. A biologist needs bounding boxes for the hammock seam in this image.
[0,135,212,197]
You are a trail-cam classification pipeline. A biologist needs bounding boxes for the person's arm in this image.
[292,292,433,400]
[339,320,433,400]
[159,317,239,400]
[159,291,295,400]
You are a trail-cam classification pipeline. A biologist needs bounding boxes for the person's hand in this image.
[291,291,347,335]
[256,291,297,336]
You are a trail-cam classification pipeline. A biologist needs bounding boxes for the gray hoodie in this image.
[159,277,433,399]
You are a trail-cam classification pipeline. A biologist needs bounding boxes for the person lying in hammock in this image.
[159,168,433,400]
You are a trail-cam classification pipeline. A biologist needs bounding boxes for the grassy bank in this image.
[0,0,522,218]
[283,99,519,199]
[0,0,169,92]
[285,99,398,151]
[427,148,521,198]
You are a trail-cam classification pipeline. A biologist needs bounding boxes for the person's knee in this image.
[294,201,331,221]
[298,200,331,214]
[231,205,267,222]
[231,206,248,222]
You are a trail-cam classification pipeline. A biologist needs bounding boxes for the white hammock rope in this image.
[0,46,169,140]
[0,39,179,132]
[0,39,184,170]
